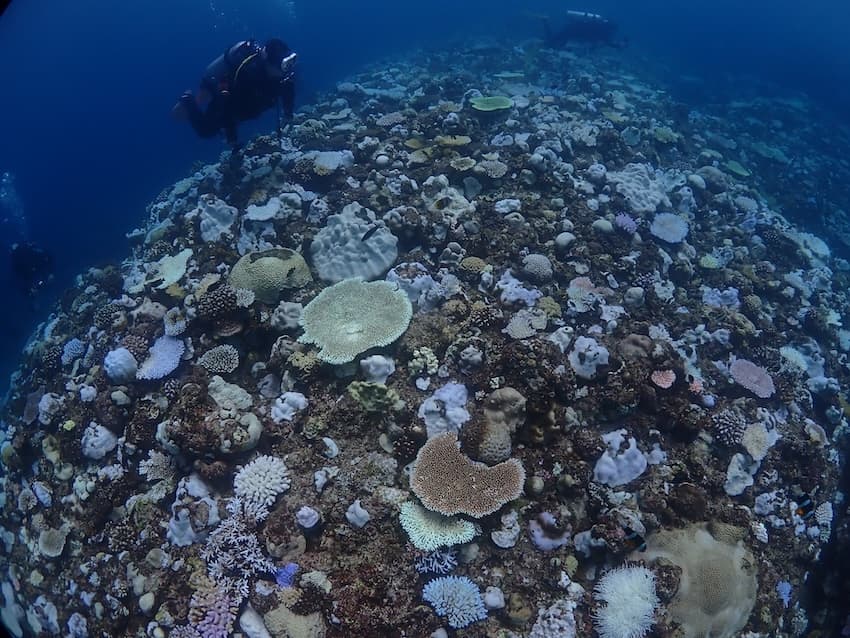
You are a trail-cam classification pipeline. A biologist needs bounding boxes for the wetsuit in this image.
[182,40,295,147]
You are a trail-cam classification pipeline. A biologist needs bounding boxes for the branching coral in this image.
[200,499,276,599]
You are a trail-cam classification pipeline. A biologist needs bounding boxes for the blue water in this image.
[0,0,849,391]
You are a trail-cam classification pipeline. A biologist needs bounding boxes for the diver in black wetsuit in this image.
[543,11,626,49]
[174,38,296,149]
[10,242,54,299]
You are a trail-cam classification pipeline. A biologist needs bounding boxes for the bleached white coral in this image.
[814,502,833,527]
[751,521,769,543]
[81,422,118,460]
[649,212,689,243]
[309,201,397,282]
[201,498,276,599]
[139,450,176,483]
[271,392,308,423]
[399,501,476,551]
[529,599,577,638]
[136,336,184,380]
[234,288,255,308]
[593,566,659,638]
[233,455,290,513]
[422,576,487,629]
[163,307,187,336]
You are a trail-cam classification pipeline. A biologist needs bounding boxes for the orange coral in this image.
[410,432,525,518]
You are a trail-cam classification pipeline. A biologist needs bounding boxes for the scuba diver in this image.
[10,242,54,299]
[174,38,297,149]
[543,10,626,49]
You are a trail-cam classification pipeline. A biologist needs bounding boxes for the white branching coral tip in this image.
[233,455,290,510]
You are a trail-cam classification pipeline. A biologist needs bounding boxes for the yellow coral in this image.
[469,96,512,111]
[459,256,488,275]
[434,135,471,147]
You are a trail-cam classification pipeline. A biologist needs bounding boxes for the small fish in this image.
[361,225,379,242]
[622,526,646,552]
[795,496,814,519]
[434,196,451,211]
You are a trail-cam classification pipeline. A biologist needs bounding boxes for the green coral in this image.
[302,417,327,440]
[469,96,513,112]
[228,248,312,304]
[348,381,403,413]
[537,296,562,320]
[724,160,751,178]
[287,351,321,377]
[409,346,439,377]
[299,279,413,364]
[699,254,722,270]
[651,125,678,144]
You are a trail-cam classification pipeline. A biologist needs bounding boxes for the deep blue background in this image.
[1,0,849,393]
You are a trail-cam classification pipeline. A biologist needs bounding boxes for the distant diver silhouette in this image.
[10,242,54,299]
[542,10,627,49]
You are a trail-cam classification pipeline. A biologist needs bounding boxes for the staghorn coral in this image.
[200,499,276,599]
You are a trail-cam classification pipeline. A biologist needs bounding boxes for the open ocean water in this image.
[0,0,849,636]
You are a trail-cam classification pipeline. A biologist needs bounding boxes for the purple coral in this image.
[414,548,458,574]
[191,587,237,638]
[174,580,238,638]
[614,212,638,234]
[776,581,792,608]
[730,358,775,399]
[275,562,300,587]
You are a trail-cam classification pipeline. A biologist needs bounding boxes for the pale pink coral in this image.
[650,369,676,389]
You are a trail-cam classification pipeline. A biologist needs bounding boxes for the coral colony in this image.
[1,36,849,638]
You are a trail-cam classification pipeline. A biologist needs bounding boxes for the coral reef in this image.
[0,34,848,638]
